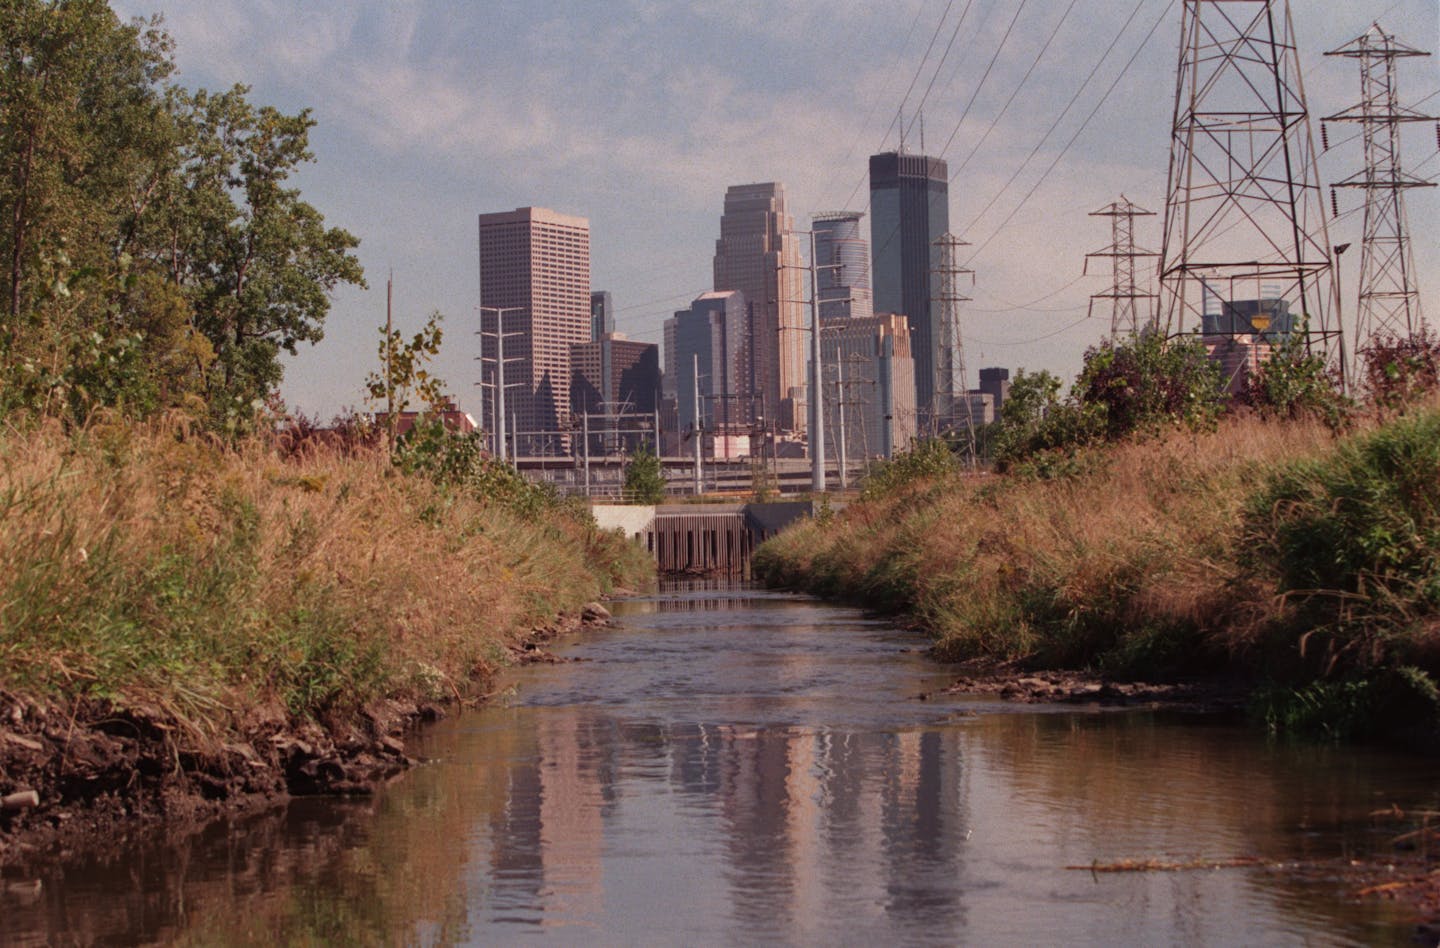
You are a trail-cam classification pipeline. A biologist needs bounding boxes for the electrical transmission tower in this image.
[1085,196,1159,338]
[1158,1,1340,371]
[1324,23,1436,348]
[931,233,976,456]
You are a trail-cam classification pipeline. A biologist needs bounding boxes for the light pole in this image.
[1333,242,1352,391]
[808,229,826,494]
[476,306,524,461]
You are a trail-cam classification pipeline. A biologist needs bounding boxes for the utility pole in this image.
[834,355,848,490]
[476,306,524,461]
[1325,23,1436,356]
[808,229,826,494]
[692,352,703,495]
[931,233,976,463]
[385,272,395,450]
[1158,1,1340,374]
[1085,197,1159,338]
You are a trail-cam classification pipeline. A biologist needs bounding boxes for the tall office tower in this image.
[663,290,751,440]
[819,313,916,459]
[869,152,949,421]
[813,212,873,320]
[712,183,804,433]
[478,206,590,455]
[589,291,614,342]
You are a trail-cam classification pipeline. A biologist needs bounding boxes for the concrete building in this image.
[478,206,590,454]
[571,332,661,453]
[978,367,1010,416]
[589,290,614,342]
[570,333,660,416]
[869,152,950,424]
[713,183,805,434]
[813,211,873,320]
[664,291,752,454]
[819,312,917,460]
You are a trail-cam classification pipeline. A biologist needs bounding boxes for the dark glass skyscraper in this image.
[869,152,949,419]
[813,212,872,320]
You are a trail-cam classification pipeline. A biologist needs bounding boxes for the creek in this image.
[3,582,1438,945]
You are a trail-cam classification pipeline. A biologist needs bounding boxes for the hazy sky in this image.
[109,0,1440,419]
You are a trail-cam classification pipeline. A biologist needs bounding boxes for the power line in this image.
[965,0,1176,263]
[900,0,981,149]
[957,0,1158,240]
[943,0,1082,178]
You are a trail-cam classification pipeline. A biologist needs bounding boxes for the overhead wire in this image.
[942,0,1080,179]
[838,0,959,212]
[899,0,981,150]
[831,1,930,179]
[957,0,1157,242]
[964,0,1177,263]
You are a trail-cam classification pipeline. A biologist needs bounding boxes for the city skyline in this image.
[107,1,1440,419]
[477,206,591,454]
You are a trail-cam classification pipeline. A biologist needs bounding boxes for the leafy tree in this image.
[623,446,666,504]
[989,369,1102,472]
[0,0,173,330]
[0,1,364,428]
[1360,328,1440,412]
[1239,327,1350,426]
[364,309,447,447]
[144,85,365,421]
[861,438,958,499]
[1075,332,1226,438]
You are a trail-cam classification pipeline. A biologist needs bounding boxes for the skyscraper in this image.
[478,206,590,454]
[869,152,950,421]
[589,290,614,342]
[663,290,750,438]
[813,212,872,320]
[712,183,804,433]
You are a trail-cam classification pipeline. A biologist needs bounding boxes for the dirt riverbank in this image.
[0,606,612,868]
[924,659,1253,713]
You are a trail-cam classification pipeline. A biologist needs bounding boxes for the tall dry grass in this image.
[0,415,650,734]
[757,413,1347,675]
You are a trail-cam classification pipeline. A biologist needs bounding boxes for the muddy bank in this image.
[0,607,612,868]
[928,660,1252,713]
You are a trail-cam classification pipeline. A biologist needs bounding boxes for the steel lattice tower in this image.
[1085,196,1160,338]
[1324,23,1435,348]
[931,233,975,446]
[1158,1,1340,369]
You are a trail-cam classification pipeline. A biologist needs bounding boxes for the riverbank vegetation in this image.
[2,416,648,728]
[0,2,651,851]
[756,331,1440,742]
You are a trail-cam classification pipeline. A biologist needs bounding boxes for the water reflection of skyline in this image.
[468,707,973,944]
[5,587,1436,945]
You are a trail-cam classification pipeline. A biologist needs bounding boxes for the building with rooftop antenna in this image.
[869,151,950,424]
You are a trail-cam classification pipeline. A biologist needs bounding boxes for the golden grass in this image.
[757,413,1348,673]
[0,414,650,733]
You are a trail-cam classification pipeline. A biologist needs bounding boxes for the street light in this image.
[1334,242,1352,390]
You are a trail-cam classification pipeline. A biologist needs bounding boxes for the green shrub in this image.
[1243,407,1440,676]
[1239,329,1351,427]
[1360,328,1440,411]
[622,446,667,504]
[860,438,958,500]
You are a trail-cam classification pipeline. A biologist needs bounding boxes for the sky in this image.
[108,0,1440,420]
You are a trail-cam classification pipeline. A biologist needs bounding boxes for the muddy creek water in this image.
[5,583,1440,945]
